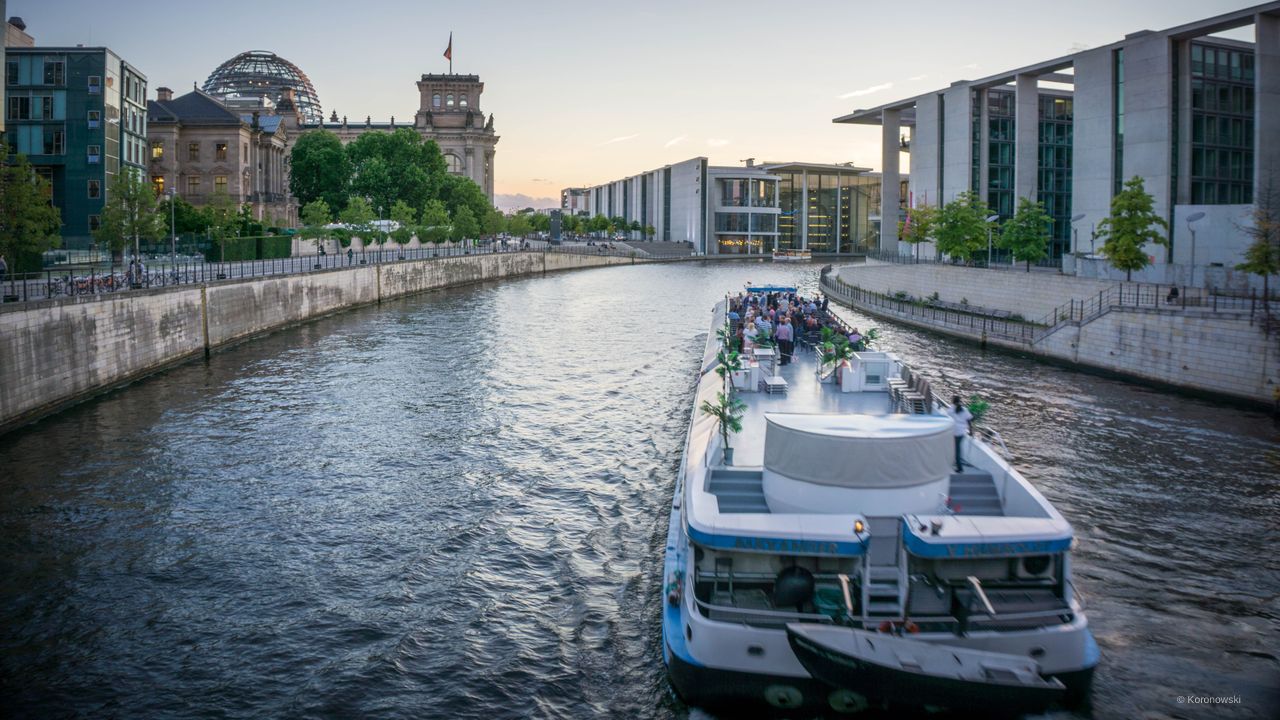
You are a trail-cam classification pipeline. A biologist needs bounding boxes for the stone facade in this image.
[148,87,295,225]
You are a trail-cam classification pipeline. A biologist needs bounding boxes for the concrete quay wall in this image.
[0,251,636,434]
[826,264,1276,406]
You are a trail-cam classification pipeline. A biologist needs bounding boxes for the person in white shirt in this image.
[948,395,973,473]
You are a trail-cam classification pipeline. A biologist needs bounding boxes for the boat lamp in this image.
[853,520,865,534]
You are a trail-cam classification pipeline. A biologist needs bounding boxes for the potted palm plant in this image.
[701,391,747,466]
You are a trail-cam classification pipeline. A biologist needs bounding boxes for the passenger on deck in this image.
[948,396,974,473]
[776,317,794,365]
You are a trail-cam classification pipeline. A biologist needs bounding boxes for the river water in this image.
[0,262,1276,719]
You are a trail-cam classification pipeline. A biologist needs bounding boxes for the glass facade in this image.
[752,179,776,207]
[773,169,879,254]
[720,178,749,206]
[1113,48,1125,196]
[1039,96,1074,259]
[807,173,838,252]
[987,90,1015,219]
[778,173,798,250]
[1190,42,1254,204]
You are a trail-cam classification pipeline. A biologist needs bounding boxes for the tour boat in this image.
[661,290,1098,714]
[772,248,812,262]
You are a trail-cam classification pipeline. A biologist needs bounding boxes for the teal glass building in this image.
[5,47,148,249]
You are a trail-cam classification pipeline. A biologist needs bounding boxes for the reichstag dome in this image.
[202,50,323,124]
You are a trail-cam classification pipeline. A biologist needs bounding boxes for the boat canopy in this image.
[763,413,952,489]
[744,285,797,293]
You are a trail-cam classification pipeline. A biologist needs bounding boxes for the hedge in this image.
[203,235,293,262]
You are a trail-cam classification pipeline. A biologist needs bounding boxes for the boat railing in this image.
[690,592,837,628]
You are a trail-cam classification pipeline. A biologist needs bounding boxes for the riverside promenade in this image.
[0,246,647,434]
[822,261,1278,406]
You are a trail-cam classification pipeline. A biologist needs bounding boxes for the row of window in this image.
[1191,180,1251,205]
[1191,44,1254,84]
[714,212,778,233]
[1192,80,1254,116]
[1191,147,1253,181]
[430,92,469,109]
[4,59,101,91]
[1193,114,1254,149]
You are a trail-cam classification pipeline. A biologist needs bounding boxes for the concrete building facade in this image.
[569,159,890,255]
[836,2,1280,286]
[5,40,148,249]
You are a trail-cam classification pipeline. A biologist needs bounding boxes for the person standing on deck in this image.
[776,317,794,365]
[948,396,974,473]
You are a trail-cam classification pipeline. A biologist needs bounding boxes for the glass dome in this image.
[203,50,322,124]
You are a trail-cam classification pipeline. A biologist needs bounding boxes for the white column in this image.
[881,108,901,253]
[1014,74,1039,204]
[1256,12,1280,197]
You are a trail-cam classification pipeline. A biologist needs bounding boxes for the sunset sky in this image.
[10,0,1256,208]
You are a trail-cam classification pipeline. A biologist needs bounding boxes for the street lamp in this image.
[985,214,1000,267]
[1186,211,1206,286]
[1070,213,1085,255]
[166,189,177,277]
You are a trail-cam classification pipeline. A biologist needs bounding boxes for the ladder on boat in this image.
[862,517,908,620]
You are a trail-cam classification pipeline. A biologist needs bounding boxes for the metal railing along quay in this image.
[0,242,639,306]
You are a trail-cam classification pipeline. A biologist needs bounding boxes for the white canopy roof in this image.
[763,413,953,489]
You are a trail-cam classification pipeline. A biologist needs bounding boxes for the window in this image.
[460,94,468,107]
[88,179,101,199]
[188,142,199,161]
[44,59,65,85]
[214,175,228,193]
[39,96,53,120]
[89,214,101,232]
[151,141,164,160]
[88,110,101,129]
[215,142,227,161]
[242,143,248,159]
[88,145,101,163]
[5,60,17,86]
[45,129,65,155]
[88,75,102,94]
[152,175,165,194]
[7,96,29,120]
[432,93,441,108]
[187,176,200,194]
[446,94,454,107]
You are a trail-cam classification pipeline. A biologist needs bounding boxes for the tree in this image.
[629,220,641,238]
[160,194,212,234]
[452,206,479,242]
[347,129,448,214]
[437,173,491,224]
[290,130,351,213]
[389,200,418,245]
[934,191,990,263]
[899,203,938,261]
[644,224,656,240]
[205,190,239,263]
[530,212,550,233]
[998,198,1053,271]
[1236,179,1280,301]
[95,170,163,259]
[482,208,505,237]
[1096,176,1168,281]
[0,148,62,268]
[589,214,609,235]
[299,199,332,253]
[508,213,531,237]
[340,196,376,245]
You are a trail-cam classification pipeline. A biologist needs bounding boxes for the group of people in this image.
[729,289,865,366]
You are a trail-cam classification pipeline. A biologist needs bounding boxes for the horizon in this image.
[7,0,1258,209]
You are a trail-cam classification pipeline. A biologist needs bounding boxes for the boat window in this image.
[864,362,887,385]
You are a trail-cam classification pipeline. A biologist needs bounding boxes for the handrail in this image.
[689,591,836,626]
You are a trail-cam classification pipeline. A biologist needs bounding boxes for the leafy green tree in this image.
[389,200,418,245]
[340,196,376,244]
[452,206,479,242]
[205,190,239,262]
[347,129,448,214]
[1235,180,1280,300]
[935,191,991,263]
[629,220,641,238]
[300,199,332,253]
[899,203,938,261]
[644,224,655,240]
[0,148,62,268]
[589,214,609,234]
[998,198,1053,271]
[95,170,163,258]
[290,130,351,213]
[420,199,450,228]
[236,204,264,237]
[530,213,550,233]
[1096,176,1168,281]
[160,194,212,234]
[508,213,531,237]
[482,208,505,237]
[437,173,491,224]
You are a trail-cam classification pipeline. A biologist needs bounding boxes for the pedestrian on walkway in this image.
[346,247,354,265]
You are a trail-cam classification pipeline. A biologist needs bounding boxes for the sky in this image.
[8,0,1259,209]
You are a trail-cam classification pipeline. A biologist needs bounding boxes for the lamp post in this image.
[1185,211,1205,287]
[167,189,177,277]
[985,214,1000,267]
[1070,213,1085,255]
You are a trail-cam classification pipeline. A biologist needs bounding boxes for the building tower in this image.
[413,74,498,199]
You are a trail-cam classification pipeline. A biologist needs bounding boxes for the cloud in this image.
[664,134,688,148]
[838,82,893,99]
[907,74,928,82]
[600,134,639,146]
[530,178,552,184]
[706,138,731,147]
[494,193,559,212]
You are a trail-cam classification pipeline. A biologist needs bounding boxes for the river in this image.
[0,261,1275,719]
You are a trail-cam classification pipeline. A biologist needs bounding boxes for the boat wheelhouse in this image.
[661,291,1098,715]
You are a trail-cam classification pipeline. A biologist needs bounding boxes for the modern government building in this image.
[563,159,900,256]
[838,2,1279,283]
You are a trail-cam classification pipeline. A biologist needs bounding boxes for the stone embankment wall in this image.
[837,263,1116,321]
[0,251,634,434]
[829,263,1277,406]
